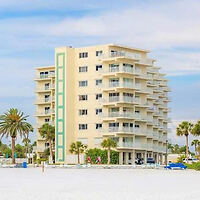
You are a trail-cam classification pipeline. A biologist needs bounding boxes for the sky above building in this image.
[0,0,199,147]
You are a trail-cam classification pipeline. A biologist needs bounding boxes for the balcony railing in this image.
[100,51,141,60]
[35,73,55,79]
[35,109,55,116]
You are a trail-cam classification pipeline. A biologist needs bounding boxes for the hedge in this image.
[185,162,200,171]
[86,148,119,164]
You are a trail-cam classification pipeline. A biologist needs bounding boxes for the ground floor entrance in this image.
[119,151,166,165]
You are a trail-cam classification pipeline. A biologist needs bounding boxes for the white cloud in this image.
[0,0,200,76]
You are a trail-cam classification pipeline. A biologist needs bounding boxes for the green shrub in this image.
[177,155,186,163]
[86,148,119,164]
[37,158,48,164]
[185,162,200,171]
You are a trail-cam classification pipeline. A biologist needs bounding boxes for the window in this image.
[45,107,50,114]
[79,95,88,101]
[79,52,88,58]
[135,124,140,128]
[96,50,103,57]
[79,80,88,87]
[45,83,50,90]
[79,124,88,130]
[44,94,50,102]
[45,118,50,123]
[96,93,102,100]
[96,65,102,71]
[96,79,102,86]
[135,110,140,114]
[79,109,88,115]
[79,66,88,72]
[45,143,49,148]
[96,108,102,115]
[109,63,119,72]
[40,71,48,78]
[96,123,102,130]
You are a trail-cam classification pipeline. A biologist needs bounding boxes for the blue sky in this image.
[0,0,200,147]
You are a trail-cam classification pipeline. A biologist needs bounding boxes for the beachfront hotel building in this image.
[34,44,171,164]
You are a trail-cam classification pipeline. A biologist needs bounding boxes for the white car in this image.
[183,158,198,164]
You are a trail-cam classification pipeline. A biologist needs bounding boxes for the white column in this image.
[119,152,123,165]
[132,150,135,164]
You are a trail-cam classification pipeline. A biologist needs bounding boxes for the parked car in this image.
[147,157,155,164]
[183,158,198,164]
[135,158,143,165]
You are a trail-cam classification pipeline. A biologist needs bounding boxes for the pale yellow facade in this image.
[35,44,171,164]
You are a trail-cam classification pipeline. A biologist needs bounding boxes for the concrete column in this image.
[156,153,159,163]
[119,152,123,165]
[160,154,163,165]
[144,151,147,164]
[131,150,135,164]
[125,152,129,165]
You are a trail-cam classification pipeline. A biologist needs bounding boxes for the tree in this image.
[69,141,87,164]
[39,123,55,163]
[0,108,33,164]
[22,137,31,154]
[191,139,200,156]
[192,121,200,136]
[101,138,117,164]
[176,121,193,161]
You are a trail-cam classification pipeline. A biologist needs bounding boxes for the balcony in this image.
[102,112,135,121]
[35,109,55,116]
[35,96,55,105]
[100,51,140,62]
[35,84,55,92]
[35,121,55,128]
[35,73,55,80]
[102,66,142,77]
[134,143,147,150]
[147,143,153,151]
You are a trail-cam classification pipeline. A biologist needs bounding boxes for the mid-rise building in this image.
[35,44,171,164]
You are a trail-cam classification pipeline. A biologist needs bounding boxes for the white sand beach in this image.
[0,168,199,200]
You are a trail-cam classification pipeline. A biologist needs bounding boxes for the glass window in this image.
[79,52,88,58]
[96,94,102,100]
[79,124,88,130]
[96,123,102,130]
[79,95,88,101]
[96,51,103,57]
[79,80,88,87]
[79,66,88,72]
[96,108,102,115]
[79,109,88,115]
[96,65,102,71]
[96,79,102,86]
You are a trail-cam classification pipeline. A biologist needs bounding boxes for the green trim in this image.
[55,52,66,162]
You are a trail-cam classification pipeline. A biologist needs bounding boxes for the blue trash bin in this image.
[23,162,27,168]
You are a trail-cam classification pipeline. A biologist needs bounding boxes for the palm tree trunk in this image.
[186,135,189,161]
[195,144,197,156]
[107,148,111,165]
[11,137,15,164]
[78,152,80,164]
[49,139,53,163]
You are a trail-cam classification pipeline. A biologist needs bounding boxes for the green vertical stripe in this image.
[55,52,66,162]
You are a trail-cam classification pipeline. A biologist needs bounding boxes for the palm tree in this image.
[176,121,193,161]
[101,137,117,164]
[22,138,31,153]
[192,120,200,136]
[191,139,200,156]
[0,108,33,164]
[69,141,87,164]
[39,123,55,163]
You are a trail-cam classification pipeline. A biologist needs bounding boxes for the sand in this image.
[0,168,199,200]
